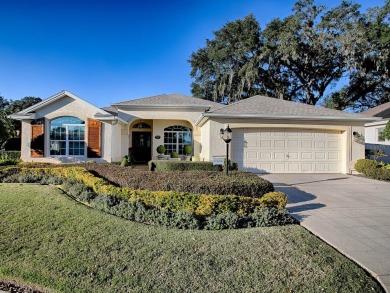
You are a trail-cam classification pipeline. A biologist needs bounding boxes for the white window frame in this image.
[50,117,86,157]
[163,125,192,155]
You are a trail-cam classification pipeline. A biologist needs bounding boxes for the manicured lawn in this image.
[0,184,383,293]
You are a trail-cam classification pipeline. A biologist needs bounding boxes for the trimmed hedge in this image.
[0,150,21,161]
[85,163,274,198]
[148,160,221,171]
[355,159,380,174]
[10,167,286,216]
[0,150,21,166]
[354,159,390,181]
[1,171,295,229]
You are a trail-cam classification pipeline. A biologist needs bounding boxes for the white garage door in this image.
[231,128,342,173]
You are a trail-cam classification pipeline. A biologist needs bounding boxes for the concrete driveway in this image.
[261,173,390,292]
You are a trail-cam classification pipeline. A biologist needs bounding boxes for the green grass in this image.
[0,184,383,293]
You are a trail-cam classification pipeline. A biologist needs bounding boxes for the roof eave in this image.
[8,113,37,120]
[19,90,109,116]
[201,113,381,122]
[112,104,211,111]
[93,114,127,124]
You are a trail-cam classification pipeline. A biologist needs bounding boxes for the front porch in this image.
[128,119,199,163]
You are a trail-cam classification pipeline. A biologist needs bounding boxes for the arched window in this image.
[164,125,192,155]
[50,116,85,156]
[133,123,151,129]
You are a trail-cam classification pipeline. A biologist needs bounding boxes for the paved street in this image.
[261,173,390,292]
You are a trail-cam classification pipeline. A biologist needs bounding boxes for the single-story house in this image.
[10,90,379,173]
[362,101,390,163]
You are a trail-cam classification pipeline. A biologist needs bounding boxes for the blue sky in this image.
[0,0,385,107]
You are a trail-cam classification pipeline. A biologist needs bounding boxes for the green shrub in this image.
[206,211,241,229]
[0,159,18,166]
[247,208,297,227]
[0,150,21,161]
[148,160,221,171]
[259,192,287,209]
[184,145,193,156]
[365,168,390,181]
[222,159,238,171]
[10,167,284,216]
[121,156,130,167]
[171,152,179,158]
[156,145,166,154]
[88,164,273,197]
[354,159,379,174]
[1,169,294,230]
[354,159,390,181]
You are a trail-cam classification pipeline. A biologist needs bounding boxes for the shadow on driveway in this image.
[270,182,325,221]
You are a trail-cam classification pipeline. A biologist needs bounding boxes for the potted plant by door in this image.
[183,145,192,161]
[170,152,181,161]
[156,145,166,160]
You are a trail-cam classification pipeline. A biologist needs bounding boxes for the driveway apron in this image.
[261,173,390,292]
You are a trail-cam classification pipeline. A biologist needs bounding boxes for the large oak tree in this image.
[189,0,389,110]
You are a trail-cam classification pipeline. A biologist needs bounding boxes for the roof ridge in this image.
[209,95,265,113]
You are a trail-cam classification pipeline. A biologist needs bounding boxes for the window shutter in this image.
[87,118,102,158]
[31,124,44,157]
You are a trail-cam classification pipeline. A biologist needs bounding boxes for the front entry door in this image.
[132,132,151,163]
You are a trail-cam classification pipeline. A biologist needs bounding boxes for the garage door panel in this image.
[274,140,285,148]
[301,140,312,148]
[314,141,326,148]
[233,128,342,173]
[301,152,313,159]
[315,152,326,160]
[287,140,299,148]
[315,163,326,172]
[260,140,271,147]
[301,163,313,172]
[274,152,285,160]
[274,163,285,172]
[261,152,272,159]
[327,141,339,148]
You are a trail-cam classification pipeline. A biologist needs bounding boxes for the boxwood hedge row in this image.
[86,163,274,198]
[1,170,295,229]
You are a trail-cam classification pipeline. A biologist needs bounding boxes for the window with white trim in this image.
[377,127,385,142]
[164,125,192,155]
[50,116,85,156]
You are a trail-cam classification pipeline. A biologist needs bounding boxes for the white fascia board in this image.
[8,113,37,120]
[365,119,389,127]
[201,113,381,122]
[195,114,208,126]
[19,90,109,115]
[94,114,127,124]
[111,104,211,111]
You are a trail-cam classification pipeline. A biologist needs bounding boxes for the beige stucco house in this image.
[10,90,379,174]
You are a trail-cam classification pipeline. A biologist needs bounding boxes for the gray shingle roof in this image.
[361,101,390,118]
[101,106,118,115]
[112,94,222,111]
[209,95,374,119]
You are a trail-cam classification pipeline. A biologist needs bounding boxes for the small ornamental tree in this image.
[184,145,193,156]
[156,145,166,155]
[383,120,390,141]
